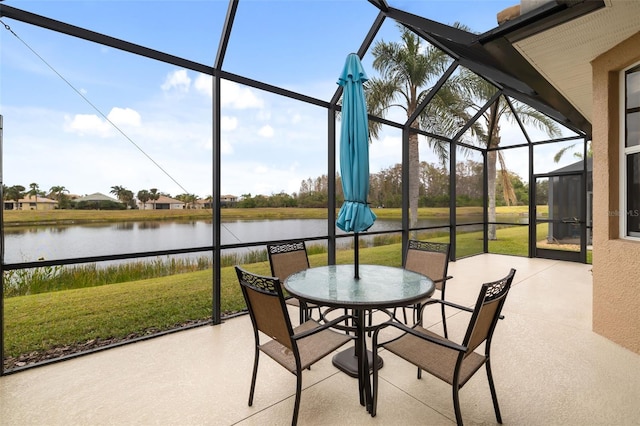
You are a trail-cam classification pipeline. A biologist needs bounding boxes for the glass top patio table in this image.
[284,264,435,310]
[284,264,435,413]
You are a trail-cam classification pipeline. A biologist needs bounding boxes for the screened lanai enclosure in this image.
[0,0,595,374]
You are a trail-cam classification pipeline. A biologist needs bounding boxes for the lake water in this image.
[2,215,525,264]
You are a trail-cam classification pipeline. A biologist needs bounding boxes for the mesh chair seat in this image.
[261,320,352,372]
[383,326,486,386]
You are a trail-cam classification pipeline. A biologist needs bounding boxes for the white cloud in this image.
[221,140,233,154]
[258,125,274,138]
[257,109,271,121]
[63,107,141,138]
[64,113,112,137]
[192,73,264,110]
[194,73,212,97]
[369,134,402,172]
[107,107,141,127]
[220,115,238,131]
[221,79,264,109]
[161,69,191,92]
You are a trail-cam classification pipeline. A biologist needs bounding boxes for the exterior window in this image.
[622,64,640,238]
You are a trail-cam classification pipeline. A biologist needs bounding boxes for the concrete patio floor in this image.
[1,254,639,425]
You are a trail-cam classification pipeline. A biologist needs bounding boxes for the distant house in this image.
[195,199,212,209]
[220,195,237,207]
[4,196,57,211]
[137,195,184,210]
[194,195,236,209]
[73,192,120,204]
[72,192,123,210]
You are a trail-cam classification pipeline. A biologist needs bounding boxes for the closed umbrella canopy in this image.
[336,53,377,234]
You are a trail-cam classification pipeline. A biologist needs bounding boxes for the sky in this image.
[0,0,585,200]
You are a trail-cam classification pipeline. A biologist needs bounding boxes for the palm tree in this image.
[175,193,198,209]
[149,188,160,210]
[366,25,457,227]
[459,70,561,239]
[554,140,592,163]
[367,25,561,239]
[110,185,128,203]
[121,189,135,209]
[5,185,25,210]
[27,183,41,210]
[49,185,69,209]
[137,189,150,209]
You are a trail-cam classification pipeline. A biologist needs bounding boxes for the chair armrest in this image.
[420,298,473,314]
[372,319,466,353]
[431,275,453,285]
[291,315,357,341]
[420,299,504,320]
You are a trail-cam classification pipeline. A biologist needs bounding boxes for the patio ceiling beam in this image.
[0,4,213,75]
[484,134,586,153]
[367,0,389,13]
[381,7,476,45]
[215,0,239,69]
[1,4,332,118]
[372,3,592,137]
[330,11,386,106]
[219,70,329,109]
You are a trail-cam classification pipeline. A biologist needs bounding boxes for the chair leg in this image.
[440,287,448,338]
[249,348,260,406]
[292,373,302,426]
[452,384,463,426]
[371,343,380,417]
[486,360,503,424]
[299,300,307,324]
[441,302,448,338]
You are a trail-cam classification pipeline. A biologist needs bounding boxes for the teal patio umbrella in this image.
[336,53,377,278]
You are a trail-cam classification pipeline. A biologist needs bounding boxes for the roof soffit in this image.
[508,0,640,124]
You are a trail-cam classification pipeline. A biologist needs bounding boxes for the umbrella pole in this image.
[354,233,359,279]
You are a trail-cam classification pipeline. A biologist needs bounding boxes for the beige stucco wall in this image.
[591,31,640,355]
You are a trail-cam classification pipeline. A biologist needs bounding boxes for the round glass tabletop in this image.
[284,264,435,309]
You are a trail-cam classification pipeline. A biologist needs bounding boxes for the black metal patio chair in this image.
[235,266,355,426]
[371,268,516,425]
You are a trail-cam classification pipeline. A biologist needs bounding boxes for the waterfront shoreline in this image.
[1,205,533,227]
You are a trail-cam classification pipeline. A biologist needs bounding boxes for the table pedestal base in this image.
[332,347,383,378]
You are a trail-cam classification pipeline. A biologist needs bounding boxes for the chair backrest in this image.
[235,266,295,350]
[463,268,516,355]
[267,241,310,282]
[404,240,450,291]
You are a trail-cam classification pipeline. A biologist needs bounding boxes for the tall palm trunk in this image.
[487,103,501,240]
[408,131,420,228]
[487,149,497,240]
